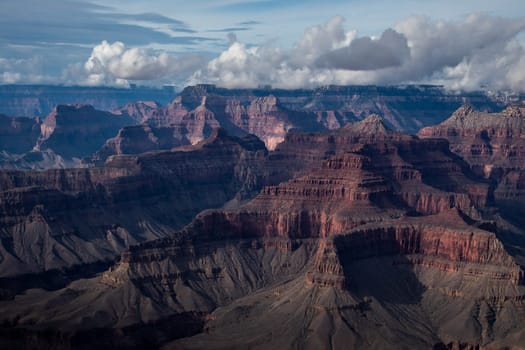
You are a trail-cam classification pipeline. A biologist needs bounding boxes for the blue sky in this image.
[1,0,525,90]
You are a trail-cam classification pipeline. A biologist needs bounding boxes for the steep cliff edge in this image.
[418,103,525,175]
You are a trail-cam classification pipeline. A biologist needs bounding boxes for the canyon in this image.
[1,105,525,349]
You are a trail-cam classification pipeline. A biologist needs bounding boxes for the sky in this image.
[1,0,525,91]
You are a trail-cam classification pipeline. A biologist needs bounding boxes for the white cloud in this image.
[391,13,525,89]
[190,14,525,91]
[77,40,207,86]
[0,56,50,84]
[188,17,357,88]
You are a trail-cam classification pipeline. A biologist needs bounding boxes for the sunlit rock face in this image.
[118,84,503,151]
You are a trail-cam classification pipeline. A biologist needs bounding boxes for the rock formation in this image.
[418,103,525,177]
[34,104,134,159]
[87,124,191,164]
[105,84,506,153]
[0,84,514,170]
[113,101,162,124]
[0,114,41,154]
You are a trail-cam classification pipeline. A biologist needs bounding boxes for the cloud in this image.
[208,27,251,33]
[0,0,209,46]
[0,56,51,84]
[2,6,524,92]
[289,16,356,67]
[188,16,355,88]
[237,20,261,25]
[227,33,238,45]
[77,40,207,86]
[390,13,525,88]
[190,14,525,91]
[315,29,410,70]
[1,72,21,84]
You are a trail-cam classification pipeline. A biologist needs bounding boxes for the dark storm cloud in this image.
[316,29,410,71]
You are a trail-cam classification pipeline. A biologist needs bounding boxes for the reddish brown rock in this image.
[418,103,525,179]
[114,84,504,152]
[113,100,161,124]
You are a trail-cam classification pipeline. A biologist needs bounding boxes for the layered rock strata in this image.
[419,103,525,225]
[0,129,267,278]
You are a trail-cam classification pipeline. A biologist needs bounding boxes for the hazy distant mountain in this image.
[0,84,176,118]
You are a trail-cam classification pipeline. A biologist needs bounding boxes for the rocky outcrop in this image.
[0,114,41,154]
[0,85,513,170]
[336,217,521,282]
[109,118,508,291]
[125,91,315,150]
[419,103,525,173]
[177,84,506,132]
[88,124,191,164]
[419,103,525,224]
[34,104,134,159]
[113,100,161,124]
